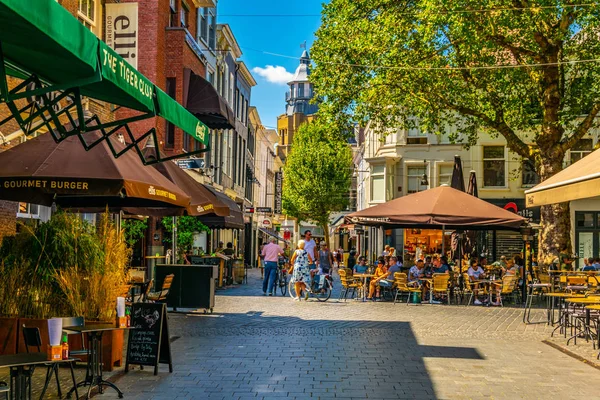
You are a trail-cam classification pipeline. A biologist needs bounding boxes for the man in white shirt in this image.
[467,260,486,305]
[304,230,317,270]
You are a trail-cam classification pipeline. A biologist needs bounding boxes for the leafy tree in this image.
[282,121,353,246]
[122,218,148,247]
[161,216,209,261]
[311,0,600,265]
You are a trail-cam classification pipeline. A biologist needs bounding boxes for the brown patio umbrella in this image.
[0,132,190,212]
[346,186,524,230]
[450,155,465,192]
[183,69,236,130]
[197,185,244,229]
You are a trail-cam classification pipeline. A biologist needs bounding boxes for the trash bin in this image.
[233,259,245,284]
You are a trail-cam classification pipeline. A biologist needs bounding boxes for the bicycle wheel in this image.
[288,279,297,298]
[315,280,332,302]
[280,274,287,296]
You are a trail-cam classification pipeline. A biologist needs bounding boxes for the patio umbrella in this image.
[450,155,465,192]
[0,131,190,213]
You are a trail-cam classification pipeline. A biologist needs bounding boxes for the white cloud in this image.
[252,65,293,85]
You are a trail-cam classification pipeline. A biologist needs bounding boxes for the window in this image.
[407,166,427,194]
[483,146,506,187]
[370,165,385,202]
[165,78,176,148]
[17,203,40,219]
[407,119,427,145]
[521,159,539,187]
[208,12,216,50]
[438,164,453,186]
[244,99,248,126]
[180,1,189,28]
[298,83,305,98]
[198,8,208,42]
[169,0,177,27]
[207,71,215,85]
[570,138,593,164]
[235,89,240,119]
[229,72,234,105]
[78,0,96,30]
[290,84,295,98]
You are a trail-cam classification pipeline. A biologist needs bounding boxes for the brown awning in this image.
[183,68,236,130]
[0,131,190,210]
[346,185,524,230]
[152,161,230,217]
[525,148,600,207]
[198,185,244,229]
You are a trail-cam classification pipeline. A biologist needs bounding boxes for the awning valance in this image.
[258,227,288,243]
[0,0,209,164]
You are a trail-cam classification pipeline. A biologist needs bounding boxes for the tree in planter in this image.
[311,0,600,265]
[161,216,210,262]
[282,121,353,247]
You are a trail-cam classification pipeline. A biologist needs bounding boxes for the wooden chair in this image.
[431,273,451,304]
[393,273,421,304]
[461,273,475,306]
[338,269,362,301]
[22,326,79,400]
[147,274,174,303]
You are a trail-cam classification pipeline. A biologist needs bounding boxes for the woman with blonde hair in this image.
[290,239,313,300]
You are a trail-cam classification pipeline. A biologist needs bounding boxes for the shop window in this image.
[521,159,540,187]
[570,138,593,164]
[78,0,96,30]
[407,166,427,194]
[483,146,506,187]
[437,164,453,186]
[576,212,595,228]
[370,165,385,202]
[17,203,39,219]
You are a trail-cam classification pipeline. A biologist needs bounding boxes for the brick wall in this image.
[0,201,17,243]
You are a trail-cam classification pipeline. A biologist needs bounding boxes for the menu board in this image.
[125,303,173,375]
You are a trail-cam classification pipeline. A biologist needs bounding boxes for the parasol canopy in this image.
[0,132,190,211]
[346,185,525,230]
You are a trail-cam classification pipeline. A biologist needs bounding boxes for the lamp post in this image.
[520,223,533,304]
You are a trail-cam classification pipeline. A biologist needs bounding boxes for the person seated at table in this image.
[379,256,403,292]
[582,258,596,271]
[409,259,425,283]
[432,255,449,274]
[502,258,518,276]
[404,254,415,271]
[467,259,486,305]
[367,259,388,300]
[353,257,368,274]
[594,258,600,271]
[423,256,434,277]
[382,245,390,257]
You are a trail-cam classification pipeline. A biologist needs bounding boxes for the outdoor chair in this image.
[460,273,475,306]
[61,316,87,359]
[147,274,174,303]
[492,275,519,306]
[566,275,588,293]
[22,325,79,400]
[338,268,362,301]
[0,381,7,400]
[523,274,552,323]
[393,273,421,304]
[431,273,451,304]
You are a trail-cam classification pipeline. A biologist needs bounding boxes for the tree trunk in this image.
[321,222,330,249]
[537,152,570,267]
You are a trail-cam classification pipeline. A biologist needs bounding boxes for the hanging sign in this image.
[263,219,271,226]
[106,3,139,69]
[274,172,283,214]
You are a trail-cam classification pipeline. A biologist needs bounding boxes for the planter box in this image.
[0,317,18,355]
[17,318,124,372]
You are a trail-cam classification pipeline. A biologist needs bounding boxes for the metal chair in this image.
[0,381,8,400]
[147,274,174,302]
[61,316,87,358]
[431,273,451,304]
[338,268,362,301]
[393,273,421,304]
[22,325,79,400]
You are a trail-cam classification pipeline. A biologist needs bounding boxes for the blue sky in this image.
[218,0,324,129]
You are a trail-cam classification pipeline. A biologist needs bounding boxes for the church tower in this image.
[276,49,318,162]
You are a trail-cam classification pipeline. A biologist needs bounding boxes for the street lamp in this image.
[420,160,428,186]
[520,223,534,304]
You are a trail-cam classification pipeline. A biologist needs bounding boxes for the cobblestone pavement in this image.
[97,269,598,400]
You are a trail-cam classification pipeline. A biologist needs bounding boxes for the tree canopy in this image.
[282,121,353,241]
[311,0,600,264]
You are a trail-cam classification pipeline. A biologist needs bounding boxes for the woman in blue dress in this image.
[290,239,314,301]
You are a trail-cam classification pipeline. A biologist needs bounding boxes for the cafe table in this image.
[64,323,132,399]
[352,273,374,301]
[546,292,586,327]
[0,353,79,400]
[564,297,600,344]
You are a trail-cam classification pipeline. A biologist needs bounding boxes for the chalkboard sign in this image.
[125,303,173,375]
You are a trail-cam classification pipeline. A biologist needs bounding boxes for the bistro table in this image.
[353,273,374,301]
[546,292,586,328]
[0,353,79,400]
[64,323,132,399]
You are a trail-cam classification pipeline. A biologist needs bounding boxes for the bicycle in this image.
[288,270,333,302]
[273,266,288,296]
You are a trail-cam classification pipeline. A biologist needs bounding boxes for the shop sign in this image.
[106,3,139,69]
[274,172,283,214]
[283,230,291,240]
[256,207,272,213]
[176,158,204,169]
[245,207,255,214]
[263,219,271,226]
[485,199,540,223]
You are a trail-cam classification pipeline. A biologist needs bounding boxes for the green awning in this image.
[0,0,209,150]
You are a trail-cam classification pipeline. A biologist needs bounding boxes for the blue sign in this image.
[176,158,204,169]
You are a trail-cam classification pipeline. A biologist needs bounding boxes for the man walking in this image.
[261,237,283,296]
[304,230,317,271]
